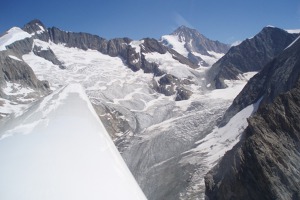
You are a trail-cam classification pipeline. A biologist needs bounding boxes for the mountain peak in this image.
[260,25,293,34]
[172,25,199,36]
[176,25,193,31]
[207,25,299,89]
[161,26,229,67]
[23,19,47,35]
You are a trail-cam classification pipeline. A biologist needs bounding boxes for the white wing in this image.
[0,84,147,200]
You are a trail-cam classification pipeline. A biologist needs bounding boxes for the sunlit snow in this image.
[285,35,300,50]
[285,29,300,34]
[129,40,144,54]
[192,51,224,67]
[8,55,22,61]
[144,51,205,79]
[161,35,189,57]
[0,27,31,51]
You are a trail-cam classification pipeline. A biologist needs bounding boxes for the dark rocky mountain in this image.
[205,34,300,199]
[161,25,230,66]
[208,26,299,88]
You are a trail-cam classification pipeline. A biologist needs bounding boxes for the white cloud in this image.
[174,12,193,28]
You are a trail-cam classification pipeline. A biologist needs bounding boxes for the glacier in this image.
[0,84,146,200]
[18,39,254,199]
[0,22,259,199]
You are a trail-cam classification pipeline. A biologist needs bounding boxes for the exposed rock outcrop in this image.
[33,46,65,69]
[0,51,50,99]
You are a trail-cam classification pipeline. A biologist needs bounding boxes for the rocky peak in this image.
[256,26,298,53]
[207,26,300,89]
[172,25,200,42]
[161,26,229,67]
[218,33,300,127]
[23,19,47,35]
[172,25,229,54]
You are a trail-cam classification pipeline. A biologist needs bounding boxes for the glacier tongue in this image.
[0,84,146,200]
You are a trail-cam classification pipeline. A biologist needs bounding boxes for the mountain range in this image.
[0,19,299,200]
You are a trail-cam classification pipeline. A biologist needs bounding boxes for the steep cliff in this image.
[220,35,300,126]
[205,81,300,200]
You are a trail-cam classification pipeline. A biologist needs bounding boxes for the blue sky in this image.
[1,0,300,44]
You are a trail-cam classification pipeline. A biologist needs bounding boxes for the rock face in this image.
[208,26,299,88]
[0,52,50,98]
[22,19,50,41]
[0,27,50,102]
[205,82,300,200]
[33,46,65,69]
[161,26,230,66]
[205,35,300,199]
[220,34,300,126]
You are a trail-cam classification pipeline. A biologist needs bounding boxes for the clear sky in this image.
[1,0,300,44]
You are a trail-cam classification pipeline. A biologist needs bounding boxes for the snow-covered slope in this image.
[0,27,31,51]
[0,84,146,200]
